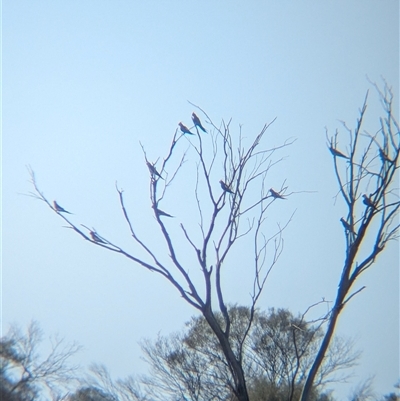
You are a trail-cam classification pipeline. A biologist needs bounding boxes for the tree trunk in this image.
[203,307,249,401]
[300,304,341,401]
[300,269,352,401]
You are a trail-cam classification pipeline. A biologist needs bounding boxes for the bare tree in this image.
[28,83,397,400]
[67,364,123,401]
[28,112,295,401]
[347,377,377,401]
[74,363,158,401]
[301,82,400,400]
[0,321,81,401]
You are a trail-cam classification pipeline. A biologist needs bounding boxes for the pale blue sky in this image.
[3,1,399,399]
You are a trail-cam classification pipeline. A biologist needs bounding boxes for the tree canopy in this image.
[137,306,358,401]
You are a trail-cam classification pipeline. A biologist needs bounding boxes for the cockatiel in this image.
[379,148,392,163]
[146,161,164,179]
[269,188,286,199]
[179,122,194,135]
[90,231,107,244]
[191,112,206,132]
[153,206,174,218]
[328,145,349,159]
[340,217,356,234]
[362,194,377,210]
[53,200,72,214]
[220,180,234,194]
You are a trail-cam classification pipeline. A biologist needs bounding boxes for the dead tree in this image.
[28,110,295,401]
[301,82,400,400]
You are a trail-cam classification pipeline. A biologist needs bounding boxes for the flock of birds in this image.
[328,141,381,235]
[51,113,383,242]
[178,112,207,135]
[148,112,287,202]
[340,194,377,235]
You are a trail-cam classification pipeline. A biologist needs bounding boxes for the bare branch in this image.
[29,108,296,401]
[301,81,399,401]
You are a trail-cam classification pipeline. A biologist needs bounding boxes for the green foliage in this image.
[0,317,395,401]
[67,386,117,401]
[0,338,37,401]
[139,306,358,401]
[0,321,81,401]
[247,376,334,401]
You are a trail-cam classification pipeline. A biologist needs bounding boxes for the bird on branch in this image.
[53,201,72,214]
[379,148,393,164]
[220,180,234,194]
[90,230,107,244]
[328,145,349,159]
[179,122,194,135]
[362,194,377,210]
[146,162,164,180]
[153,205,174,218]
[269,188,286,199]
[340,217,356,234]
[191,112,207,132]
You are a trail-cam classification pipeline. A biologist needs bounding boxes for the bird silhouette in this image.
[179,122,194,135]
[340,217,356,234]
[220,180,234,194]
[379,148,392,163]
[362,194,377,210]
[269,188,286,199]
[90,231,107,244]
[146,162,164,180]
[328,146,349,159]
[192,112,206,132]
[153,206,174,217]
[53,201,72,214]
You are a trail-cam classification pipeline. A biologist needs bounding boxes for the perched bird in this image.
[379,148,392,163]
[340,217,356,234]
[153,206,174,218]
[362,194,377,210]
[328,145,349,159]
[191,112,206,132]
[179,122,194,135]
[220,180,234,194]
[53,200,72,214]
[90,231,107,244]
[146,161,164,180]
[269,188,286,199]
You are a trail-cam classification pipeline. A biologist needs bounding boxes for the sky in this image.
[2,1,399,399]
